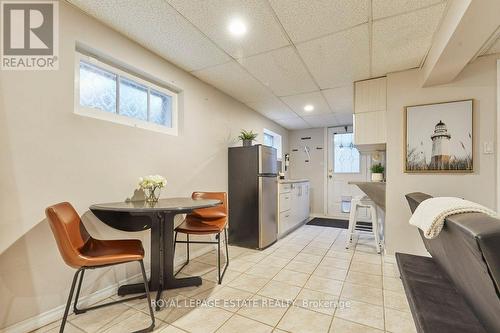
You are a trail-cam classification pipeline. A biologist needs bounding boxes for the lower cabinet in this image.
[278,181,310,236]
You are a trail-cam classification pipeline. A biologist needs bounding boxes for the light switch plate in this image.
[483,142,494,154]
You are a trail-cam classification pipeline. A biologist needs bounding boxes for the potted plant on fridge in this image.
[371,164,385,182]
[238,130,258,147]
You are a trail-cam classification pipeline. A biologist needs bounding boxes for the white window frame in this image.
[263,128,282,160]
[74,52,178,136]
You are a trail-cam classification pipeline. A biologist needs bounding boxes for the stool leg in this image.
[346,202,358,249]
[370,205,381,254]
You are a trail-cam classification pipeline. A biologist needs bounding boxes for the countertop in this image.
[348,181,386,211]
[278,179,310,184]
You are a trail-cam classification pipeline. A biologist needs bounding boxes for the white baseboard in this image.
[1,247,212,333]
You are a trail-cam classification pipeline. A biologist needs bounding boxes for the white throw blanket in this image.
[409,197,497,239]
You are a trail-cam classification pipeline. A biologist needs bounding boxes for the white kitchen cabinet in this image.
[353,110,386,145]
[354,77,386,113]
[278,181,310,236]
[353,77,387,150]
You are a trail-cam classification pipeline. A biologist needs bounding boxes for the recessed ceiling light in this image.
[228,18,247,37]
[304,104,314,112]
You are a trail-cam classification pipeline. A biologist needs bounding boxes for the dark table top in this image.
[90,197,221,213]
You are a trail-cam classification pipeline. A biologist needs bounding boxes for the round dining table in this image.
[90,197,221,309]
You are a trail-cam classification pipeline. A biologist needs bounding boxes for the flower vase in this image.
[145,187,161,203]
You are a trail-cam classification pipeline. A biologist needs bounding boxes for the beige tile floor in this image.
[33,225,417,333]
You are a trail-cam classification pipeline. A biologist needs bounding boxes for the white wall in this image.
[0,3,288,329]
[385,54,499,255]
[288,128,326,215]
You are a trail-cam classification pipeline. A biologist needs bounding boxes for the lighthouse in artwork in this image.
[430,120,451,169]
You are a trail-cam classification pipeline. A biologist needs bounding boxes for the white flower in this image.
[138,175,167,190]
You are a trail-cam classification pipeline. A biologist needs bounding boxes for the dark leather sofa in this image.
[398,192,500,333]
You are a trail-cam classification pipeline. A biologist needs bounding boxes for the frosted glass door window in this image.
[334,133,361,173]
[119,78,148,121]
[79,62,117,113]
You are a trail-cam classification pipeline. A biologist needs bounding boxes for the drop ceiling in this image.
[67,0,449,130]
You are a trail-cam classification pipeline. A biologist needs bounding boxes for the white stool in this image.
[345,196,381,253]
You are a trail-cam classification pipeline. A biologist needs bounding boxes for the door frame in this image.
[325,126,368,219]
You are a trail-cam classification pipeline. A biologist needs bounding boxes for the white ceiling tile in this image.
[269,0,369,43]
[167,0,289,59]
[485,37,500,55]
[322,86,354,113]
[281,91,331,116]
[192,61,272,103]
[238,46,317,96]
[372,0,445,20]
[67,0,230,71]
[274,116,310,130]
[303,114,339,128]
[334,112,354,125]
[372,3,446,76]
[246,96,297,120]
[296,24,370,89]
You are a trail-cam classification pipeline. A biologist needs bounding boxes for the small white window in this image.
[263,129,282,160]
[75,51,178,135]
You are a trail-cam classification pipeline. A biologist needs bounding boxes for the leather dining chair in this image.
[45,202,155,333]
[173,192,229,284]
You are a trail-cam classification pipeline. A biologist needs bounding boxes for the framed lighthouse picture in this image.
[404,99,473,173]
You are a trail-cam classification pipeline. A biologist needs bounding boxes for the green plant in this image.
[371,163,385,173]
[238,129,258,141]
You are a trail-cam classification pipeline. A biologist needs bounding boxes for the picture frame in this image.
[404,99,473,173]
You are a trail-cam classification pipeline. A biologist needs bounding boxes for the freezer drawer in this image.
[259,145,277,175]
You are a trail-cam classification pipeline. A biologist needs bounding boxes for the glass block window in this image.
[76,52,178,135]
[334,133,360,173]
[79,62,117,113]
[150,90,172,127]
[119,77,148,121]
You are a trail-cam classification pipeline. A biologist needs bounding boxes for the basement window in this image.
[263,129,282,160]
[75,51,178,135]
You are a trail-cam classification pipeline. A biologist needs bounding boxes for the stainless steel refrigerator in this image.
[228,145,278,249]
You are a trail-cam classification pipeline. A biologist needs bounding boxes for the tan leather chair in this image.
[45,202,155,333]
[174,192,229,284]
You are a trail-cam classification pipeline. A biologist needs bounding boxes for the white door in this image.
[327,126,369,219]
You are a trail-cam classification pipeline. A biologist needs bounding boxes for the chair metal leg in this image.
[186,234,190,263]
[224,228,229,268]
[62,263,152,333]
[73,269,85,314]
[173,231,178,258]
[60,268,81,333]
[174,233,190,276]
[137,260,155,333]
[217,233,221,284]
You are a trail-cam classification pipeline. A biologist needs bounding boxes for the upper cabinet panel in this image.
[354,77,387,114]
